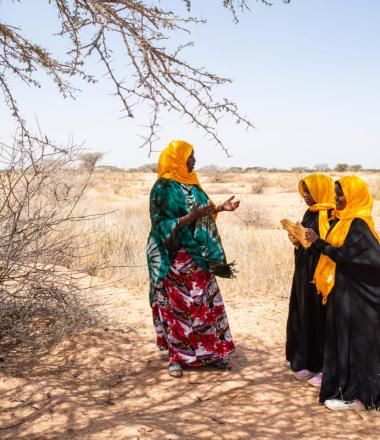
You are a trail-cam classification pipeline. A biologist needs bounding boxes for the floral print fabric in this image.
[147,178,233,305]
[152,248,235,366]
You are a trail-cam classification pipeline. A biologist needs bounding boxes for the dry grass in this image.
[2,169,380,440]
[369,176,380,200]
[67,170,380,300]
[250,175,267,194]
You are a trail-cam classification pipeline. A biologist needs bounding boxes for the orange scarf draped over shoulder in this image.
[314,175,380,304]
[158,140,200,186]
[298,173,336,239]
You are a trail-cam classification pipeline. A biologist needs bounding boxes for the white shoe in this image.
[324,399,365,411]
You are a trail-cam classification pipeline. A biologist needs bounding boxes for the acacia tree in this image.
[0,0,290,155]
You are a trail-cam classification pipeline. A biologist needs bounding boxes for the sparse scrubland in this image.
[73,169,380,297]
[1,168,380,439]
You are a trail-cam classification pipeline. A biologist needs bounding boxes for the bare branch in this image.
[0,1,292,154]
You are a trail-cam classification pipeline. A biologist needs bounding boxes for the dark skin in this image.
[305,182,347,243]
[334,182,347,211]
[178,150,240,229]
[301,181,316,207]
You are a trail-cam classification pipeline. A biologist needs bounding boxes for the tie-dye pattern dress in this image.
[147,178,235,366]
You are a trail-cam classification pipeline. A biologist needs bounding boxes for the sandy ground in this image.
[1,283,380,440]
[1,173,380,439]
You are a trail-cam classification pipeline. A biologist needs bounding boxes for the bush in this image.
[79,152,104,171]
[349,164,363,172]
[0,137,102,350]
[314,163,330,172]
[251,176,267,194]
[334,163,350,172]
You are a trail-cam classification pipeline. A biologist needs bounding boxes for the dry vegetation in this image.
[1,169,380,439]
[70,169,380,298]
[72,170,303,298]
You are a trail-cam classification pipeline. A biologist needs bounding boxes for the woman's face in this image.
[335,183,347,210]
[186,150,196,173]
[302,181,315,206]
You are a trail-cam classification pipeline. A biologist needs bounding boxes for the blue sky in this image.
[1,0,380,169]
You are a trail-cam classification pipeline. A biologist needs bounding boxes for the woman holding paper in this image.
[285,174,335,385]
[306,176,380,411]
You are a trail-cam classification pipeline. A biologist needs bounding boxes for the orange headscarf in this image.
[298,173,336,239]
[314,175,380,304]
[158,140,200,186]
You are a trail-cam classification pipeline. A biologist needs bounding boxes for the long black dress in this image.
[313,218,380,408]
[286,210,329,373]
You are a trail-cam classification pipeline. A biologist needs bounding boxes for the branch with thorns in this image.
[0,1,290,155]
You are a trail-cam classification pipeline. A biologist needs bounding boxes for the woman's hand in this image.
[218,196,240,213]
[288,232,300,247]
[189,203,215,221]
[177,203,214,229]
[305,228,319,243]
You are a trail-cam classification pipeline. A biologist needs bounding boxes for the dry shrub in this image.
[250,176,267,194]
[0,137,103,350]
[205,172,227,184]
[236,203,273,229]
[0,294,100,350]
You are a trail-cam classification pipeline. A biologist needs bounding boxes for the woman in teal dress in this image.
[147,140,239,377]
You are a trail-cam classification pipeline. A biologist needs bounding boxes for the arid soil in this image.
[1,171,380,439]
[1,284,379,439]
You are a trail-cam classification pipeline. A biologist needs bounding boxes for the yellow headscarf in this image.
[158,140,200,186]
[314,175,380,304]
[298,173,336,239]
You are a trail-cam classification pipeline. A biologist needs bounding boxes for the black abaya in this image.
[313,218,380,408]
[286,210,328,373]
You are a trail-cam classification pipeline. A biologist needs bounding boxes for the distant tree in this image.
[335,163,350,172]
[291,166,307,173]
[226,166,244,173]
[79,152,104,172]
[0,0,290,155]
[197,165,223,173]
[244,166,268,172]
[97,165,127,173]
[314,163,330,172]
[350,164,363,172]
[136,163,158,173]
[268,168,288,173]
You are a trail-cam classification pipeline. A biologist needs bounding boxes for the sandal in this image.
[168,362,183,377]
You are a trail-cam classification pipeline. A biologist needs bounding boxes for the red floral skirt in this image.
[152,248,235,366]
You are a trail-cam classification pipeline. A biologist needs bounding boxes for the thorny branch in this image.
[0,1,290,155]
[0,134,102,347]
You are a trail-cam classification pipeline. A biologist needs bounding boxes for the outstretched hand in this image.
[220,195,240,212]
